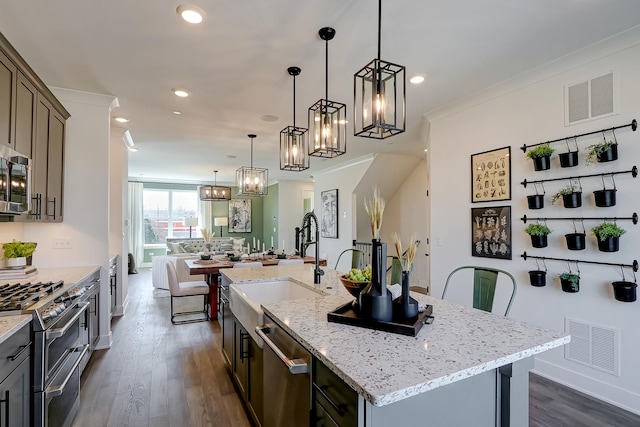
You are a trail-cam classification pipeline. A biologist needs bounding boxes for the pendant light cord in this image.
[325,37,329,100]
[293,74,296,128]
[250,136,254,168]
[377,0,382,60]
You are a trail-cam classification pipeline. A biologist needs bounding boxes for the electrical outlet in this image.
[52,238,72,249]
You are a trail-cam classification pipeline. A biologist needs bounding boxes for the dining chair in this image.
[333,248,365,271]
[441,266,517,316]
[278,259,304,265]
[233,262,263,268]
[166,261,210,324]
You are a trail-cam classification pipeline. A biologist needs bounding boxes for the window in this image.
[143,189,198,244]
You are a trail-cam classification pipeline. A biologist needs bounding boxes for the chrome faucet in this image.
[300,212,324,284]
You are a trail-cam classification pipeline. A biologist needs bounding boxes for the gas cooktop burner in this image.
[0,281,65,311]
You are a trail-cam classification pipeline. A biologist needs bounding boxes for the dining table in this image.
[184,255,326,319]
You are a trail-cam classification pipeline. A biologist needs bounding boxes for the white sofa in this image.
[165,237,246,255]
[152,254,204,289]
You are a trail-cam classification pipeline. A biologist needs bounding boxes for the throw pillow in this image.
[232,238,245,251]
[166,242,185,254]
[179,242,196,253]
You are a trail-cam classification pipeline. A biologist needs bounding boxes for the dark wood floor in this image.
[72,268,640,427]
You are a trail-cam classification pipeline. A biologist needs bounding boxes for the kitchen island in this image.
[222,264,570,426]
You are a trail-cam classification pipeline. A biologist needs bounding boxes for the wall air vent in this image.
[565,318,619,376]
[565,71,616,126]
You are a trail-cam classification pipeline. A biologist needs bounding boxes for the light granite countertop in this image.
[222,264,570,407]
[0,315,31,345]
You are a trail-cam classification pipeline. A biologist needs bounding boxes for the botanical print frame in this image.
[320,189,338,238]
[472,206,511,260]
[471,146,511,203]
[229,199,251,233]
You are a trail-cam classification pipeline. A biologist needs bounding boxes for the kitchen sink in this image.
[229,280,322,346]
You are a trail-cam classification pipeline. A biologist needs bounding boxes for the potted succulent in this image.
[526,144,555,171]
[586,140,618,165]
[551,184,582,208]
[2,240,37,267]
[524,223,552,248]
[591,222,626,252]
[559,272,580,293]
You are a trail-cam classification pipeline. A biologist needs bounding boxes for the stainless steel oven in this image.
[0,144,31,215]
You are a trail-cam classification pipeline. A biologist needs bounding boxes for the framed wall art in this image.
[229,199,251,233]
[321,189,338,238]
[471,206,511,260]
[471,146,511,203]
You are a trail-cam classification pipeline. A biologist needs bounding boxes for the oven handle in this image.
[45,344,89,398]
[256,326,308,374]
[46,301,90,339]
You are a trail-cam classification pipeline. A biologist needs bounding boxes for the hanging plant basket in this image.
[560,277,580,293]
[559,151,579,168]
[611,281,637,302]
[527,194,544,210]
[565,233,586,251]
[528,270,547,287]
[597,144,618,163]
[532,155,551,171]
[530,234,548,248]
[593,189,617,207]
[597,236,619,252]
[562,192,582,208]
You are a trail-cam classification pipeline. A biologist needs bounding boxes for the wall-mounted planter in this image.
[528,270,547,287]
[562,192,582,208]
[530,234,548,248]
[527,194,544,210]
[560,278,580,293]
[565,233,586,251]
[611,281,637,302]
[597,236,619,252]
[532,155,551,171]
[597,144,618,163]
[593,189,617,207]
[559,151,579,168]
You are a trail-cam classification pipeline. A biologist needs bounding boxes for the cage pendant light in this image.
[236,134,269,196]
[199,170,231,201]
[354,0,406,139]
[308,27,347,158]
[280,67,310,171]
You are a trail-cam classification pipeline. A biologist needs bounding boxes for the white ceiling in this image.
[1,0,640,186]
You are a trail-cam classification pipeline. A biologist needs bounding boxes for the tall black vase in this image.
[393,271,419,320]
[359,239,393,322]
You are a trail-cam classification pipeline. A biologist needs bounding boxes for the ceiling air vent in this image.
[565,72,615,126]
[565,317,619,376]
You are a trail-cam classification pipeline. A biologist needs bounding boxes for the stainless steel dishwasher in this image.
[256,319,311,427]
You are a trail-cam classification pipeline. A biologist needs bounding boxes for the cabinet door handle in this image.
[7,342,31,362]
[0,390,8,426]
[46,197,56,220]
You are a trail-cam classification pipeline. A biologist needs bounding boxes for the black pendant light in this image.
[354,0,406,139]
[308,27,347,158]
[199,170,231,201]
[236,134,269,196]
[280,66,310,171]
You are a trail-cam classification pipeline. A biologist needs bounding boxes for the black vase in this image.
[562,192,582,208]
[530,234,548,248]
[597,236,619,252]
[565,233,586,251]
[393,271,419,321]
[559,151,579,168]
[561,278,580,293]
[597,144,618,163]
[528,270,546,287]
[593,189,617,207]
[611,281,637,302]
[527,194,544,210]
[359,239,393,322]
[532,155,551,171]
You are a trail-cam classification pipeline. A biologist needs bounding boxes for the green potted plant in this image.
[2,240,37,267]
[526,144,555,171]
[586,140,618,165]
[551,184,582,208]
[524,223,552,248]
[591,222,626,252]
[559,272,580,293]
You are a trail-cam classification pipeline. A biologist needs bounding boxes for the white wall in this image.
[277,179,314,253]
[23,88,116,349]
[109,128,128,316]
[429,31,640,414]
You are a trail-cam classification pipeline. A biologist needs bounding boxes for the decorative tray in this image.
[327,302,434,337]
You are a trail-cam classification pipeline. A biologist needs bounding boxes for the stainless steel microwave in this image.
[0,145,31,215]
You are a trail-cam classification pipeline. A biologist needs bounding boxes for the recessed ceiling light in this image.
[173,111,182,115]
[226,154,237,159]
[424,148,428,152]
[260,114,279,122]
[176,4,206,24]
[114,117,129,123]
[410,74,426,84]
[172,88,190,97]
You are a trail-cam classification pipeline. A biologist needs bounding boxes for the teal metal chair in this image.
[441,266,517,316]
[334,249,365,271]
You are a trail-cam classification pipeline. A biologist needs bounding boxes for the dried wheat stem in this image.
[364,187,385,239]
